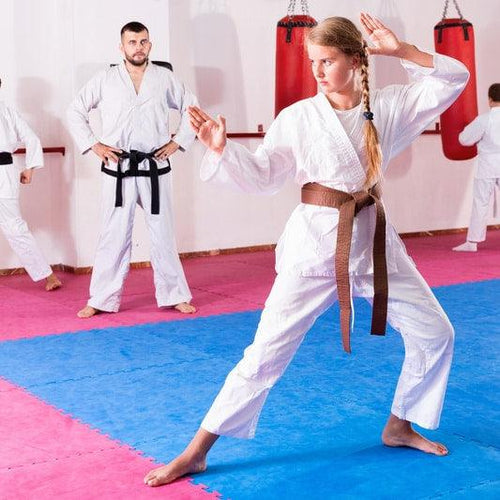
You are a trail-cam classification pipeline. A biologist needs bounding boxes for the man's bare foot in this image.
[382,414,448,456]
[174,302,196,314]
[77,305,100,318]
[45,273,62,291]
[144,453,206,487]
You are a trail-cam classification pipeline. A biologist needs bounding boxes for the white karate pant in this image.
[467,177,500,242]
[201,250,454,438]
[87,171,192,312]
[0,198,52,281]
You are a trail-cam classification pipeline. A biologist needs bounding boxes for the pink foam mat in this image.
[0,378,219,499]
[0,230,499,341]
[0,253,274,341]
[402,230,500,286]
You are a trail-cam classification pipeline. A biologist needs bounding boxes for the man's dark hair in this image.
[488,83,500,102]
[121,21,149,37]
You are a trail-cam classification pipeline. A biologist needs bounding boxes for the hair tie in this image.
[363,111,374,121]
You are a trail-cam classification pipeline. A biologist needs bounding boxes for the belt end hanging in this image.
[340,309,352,354]
[370,294,388,336]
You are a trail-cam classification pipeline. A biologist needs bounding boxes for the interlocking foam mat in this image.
[1,279,498,499]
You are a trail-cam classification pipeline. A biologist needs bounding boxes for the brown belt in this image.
[301,182,388,353]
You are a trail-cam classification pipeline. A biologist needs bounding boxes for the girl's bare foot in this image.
[77,305,100,318]
[45,273,62,291]
[382,414,448,455]
[174,302,196,314]
[144,429,218,487]
[144,453,206,487]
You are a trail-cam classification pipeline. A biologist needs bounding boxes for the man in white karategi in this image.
[0,78,61,291]
[67,21,197,318]
[453,83,500,252]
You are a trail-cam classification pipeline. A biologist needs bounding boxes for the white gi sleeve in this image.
[165,72,198,151]
[10,107,43,169]
[66,71,104,154]
[199,111,296,195]
[458,113,487,146]
[384,52,469,158]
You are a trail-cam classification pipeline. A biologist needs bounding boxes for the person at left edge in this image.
[0,77,61,291]
[67,21,198,318]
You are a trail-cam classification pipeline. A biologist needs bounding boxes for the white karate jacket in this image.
[201,53,469,278]
[459,107,500,179]
[66,61,198,160]
[0,102,43,199]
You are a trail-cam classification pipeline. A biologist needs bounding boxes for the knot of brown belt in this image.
[301,182,388,353]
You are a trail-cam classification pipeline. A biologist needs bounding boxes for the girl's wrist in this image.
[393,42,417,59]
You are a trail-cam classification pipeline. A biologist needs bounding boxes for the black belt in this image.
[101,149,171,215]
[0,152,13,165]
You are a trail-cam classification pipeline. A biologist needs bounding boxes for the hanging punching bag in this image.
[434,0,478,160]
[275,0,317,117]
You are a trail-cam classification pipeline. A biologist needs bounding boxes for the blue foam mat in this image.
[0,280,498,499]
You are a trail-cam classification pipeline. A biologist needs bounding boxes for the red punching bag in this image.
[434,0,478,160]
[275,1,317,117]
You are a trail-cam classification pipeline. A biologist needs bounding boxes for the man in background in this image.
[67,21,197,317]
[453,83,500,252]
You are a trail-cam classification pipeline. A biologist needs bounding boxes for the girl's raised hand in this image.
[360,12,402,56]
[188,106,227,155]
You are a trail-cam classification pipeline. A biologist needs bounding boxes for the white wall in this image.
[1,0,499,270]
[168,0,299,255]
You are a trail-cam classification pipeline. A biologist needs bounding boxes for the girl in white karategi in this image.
[145,13,469,487]
[453,83,500,252]
[0,79,61,291]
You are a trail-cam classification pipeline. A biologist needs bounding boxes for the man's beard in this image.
[125,53,148,67]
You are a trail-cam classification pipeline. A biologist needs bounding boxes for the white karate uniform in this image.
[199,53,469,437]
[459,107,500,242]
[0,102,51,281]
[67,62,198,311]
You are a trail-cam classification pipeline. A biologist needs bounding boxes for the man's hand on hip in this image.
[155,140,180,161]
[91,142,122,165]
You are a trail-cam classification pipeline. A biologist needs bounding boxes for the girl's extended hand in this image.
[360,12,402,56]
[188,106,226,155]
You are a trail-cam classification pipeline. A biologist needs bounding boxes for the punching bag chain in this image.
[442,0,464,20]
[287,0,310,16]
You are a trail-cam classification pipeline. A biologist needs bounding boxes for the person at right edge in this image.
[453,83,500,252]
[145,13,469,487]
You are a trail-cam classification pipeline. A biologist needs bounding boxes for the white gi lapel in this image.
[136,62,153,100]
[118,62,133,98]
[314,93,366,186]
[118,61,143,98]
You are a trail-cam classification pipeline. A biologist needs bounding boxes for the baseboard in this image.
[1,226,498,277]
[399,224,500,238]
